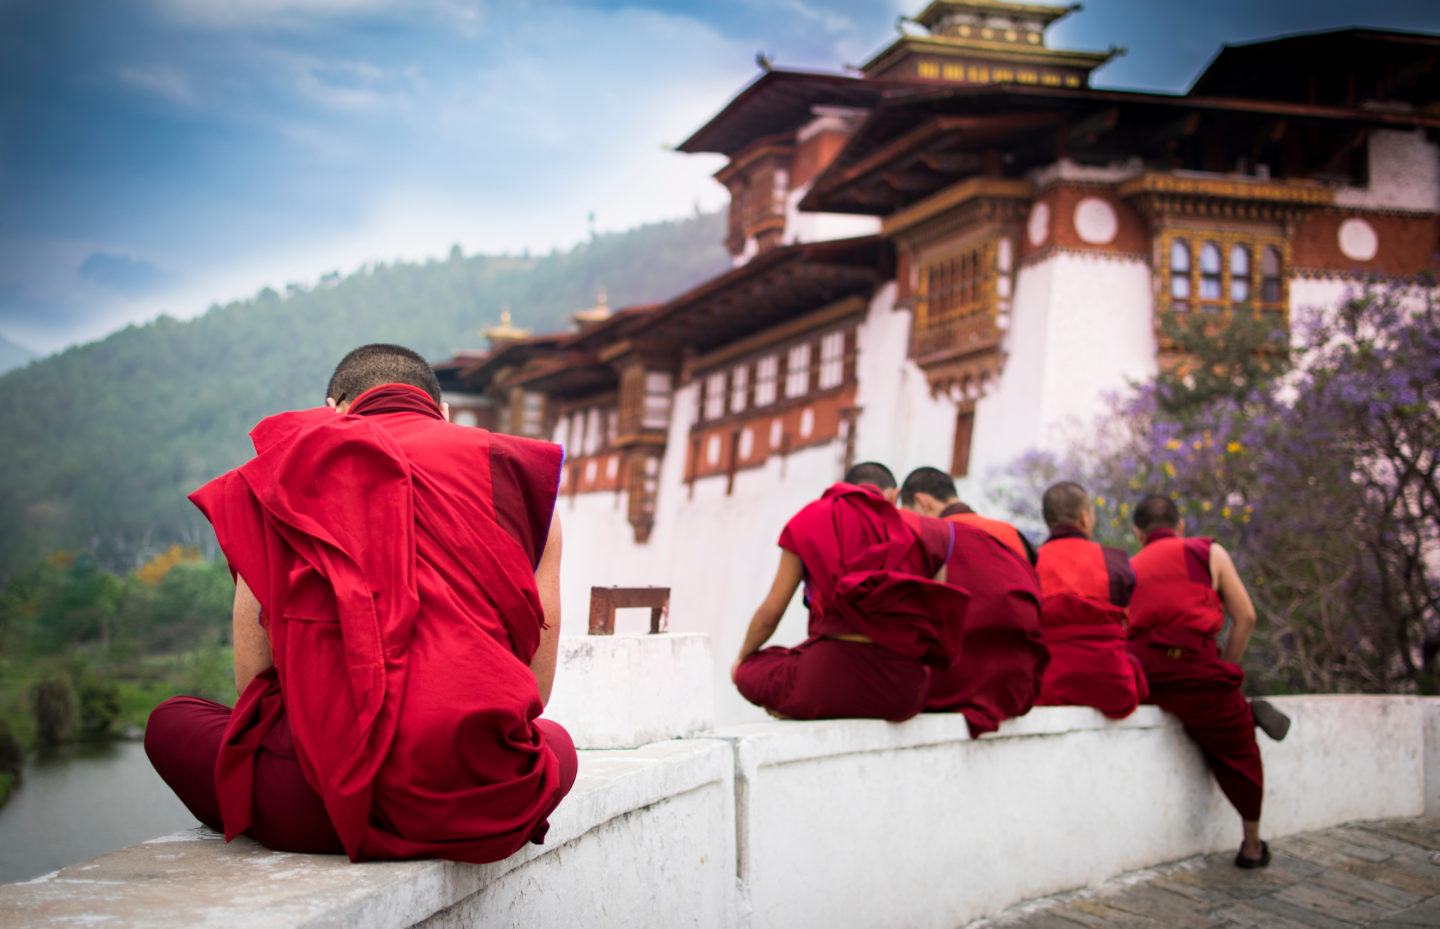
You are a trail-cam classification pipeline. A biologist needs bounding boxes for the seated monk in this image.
[898,467,1049,736]
[145,344,577,863]
[1128,494,1290,870]
[1033,482,1148,718]
[731,462,971,722]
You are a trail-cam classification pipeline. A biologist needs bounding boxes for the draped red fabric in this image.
[779,483,969,666]
[1034,533,1146,718]
[949,512,1029,563]
[911,513,1048,736]
[189,384,571,863]
[1129,532,1263,820]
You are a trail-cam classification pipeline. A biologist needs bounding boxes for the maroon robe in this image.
[183,383,575,863]
[1034,526,1147,718]
[1129,529,1263,820]
[734,483,970,722]
[902,511,1048,736]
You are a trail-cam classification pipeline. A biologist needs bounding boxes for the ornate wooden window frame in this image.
[1157,227,1290,320]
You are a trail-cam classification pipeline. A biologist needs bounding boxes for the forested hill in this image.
[0,334,33,375]
[0,212,727,578]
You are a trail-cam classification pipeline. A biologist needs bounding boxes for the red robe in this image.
[189,384,572,863]
[1034,526,1147,718]
[1129,529,1263,820]
[734,483,970,721]
[906,511,1048,736]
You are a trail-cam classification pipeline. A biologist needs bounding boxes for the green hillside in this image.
[0,212,727,578]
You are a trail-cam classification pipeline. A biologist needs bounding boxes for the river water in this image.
[0,741,198,885]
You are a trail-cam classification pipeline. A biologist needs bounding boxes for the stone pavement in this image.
[967,819,1440,928]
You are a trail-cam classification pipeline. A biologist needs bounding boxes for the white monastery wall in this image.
[1334,128,1440,212]
[10,693,1437,929]
[783,183,882,245]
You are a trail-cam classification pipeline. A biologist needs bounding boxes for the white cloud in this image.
[154,0,489,34]
[117,64,197,105]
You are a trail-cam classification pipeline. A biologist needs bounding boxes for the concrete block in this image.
[545,633,714,749]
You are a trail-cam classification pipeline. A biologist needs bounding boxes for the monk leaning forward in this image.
[731,462,971,722]
[899,467,1049,736]
[1128,494,1290,869]
[145,344,578,863]
[1033,482,1148,718]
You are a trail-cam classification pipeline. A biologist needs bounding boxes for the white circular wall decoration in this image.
[738,427,754,460]
[1027,202,1050,246]
[706,434,721,466]
[799,408,815,439]
[1073,196,1118,244]
[1337,217,1379,262]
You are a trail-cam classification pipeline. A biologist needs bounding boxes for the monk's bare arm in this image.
[1213,543,1257,664]
[232,576,272,694]
[731,551,804,681]
[530,515,563,707]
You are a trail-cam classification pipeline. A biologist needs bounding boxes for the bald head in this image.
[1041,481,1091,531]
[844,461,896,492]
[1133,494,1181,534]
[327,343,442,407]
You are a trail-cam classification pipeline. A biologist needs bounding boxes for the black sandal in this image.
[1235,841,1271,869]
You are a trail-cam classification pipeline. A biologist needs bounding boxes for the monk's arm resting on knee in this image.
[530,515,563,707]
[732,550,804,682]
[233,576,272,694]
[1213,543,1256,664]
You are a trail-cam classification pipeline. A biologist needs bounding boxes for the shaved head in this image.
[1041,481,1091,530]
[899,466,957,507]
[843,461,896,491]
[327,343,442,406]
[1133,494,1181,533]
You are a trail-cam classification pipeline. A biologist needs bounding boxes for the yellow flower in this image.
[1201,500,1213,511]
[1110,517,1120,527]
[1162,462,1176,477]
[1242,514,1251,523]
[1192,440,1202,450]
[1227,441,1244,454]
[1165,439,1182,451]
[1095,495,1106,507]
[1222,506,1232,518]
[1119,502,1129,514]
[1129,478,1142,489]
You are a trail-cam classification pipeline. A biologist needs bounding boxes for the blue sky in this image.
[2,0,1437,355]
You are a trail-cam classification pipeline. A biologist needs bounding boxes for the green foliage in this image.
[76,672,122,739]
[1152,308,1291,420]
[0,212,727,577]
[0,718,21,774]
[29,674,75,746]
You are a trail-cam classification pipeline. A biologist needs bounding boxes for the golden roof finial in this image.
[482,306,531,345]
[572,286,613,326]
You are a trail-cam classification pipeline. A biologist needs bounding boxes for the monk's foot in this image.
[1234,840,1270,869]
[765,708,793,720]
[1251,699,1291,742]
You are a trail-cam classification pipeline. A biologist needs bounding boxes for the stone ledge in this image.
[0,739,734,929]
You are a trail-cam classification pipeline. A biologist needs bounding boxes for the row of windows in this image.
[915,59,1081,88]
[698,329,851,423]
[1165,236,1285,313]
[561,404,619,458]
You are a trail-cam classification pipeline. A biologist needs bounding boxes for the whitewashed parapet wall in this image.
[4,694,1439,929]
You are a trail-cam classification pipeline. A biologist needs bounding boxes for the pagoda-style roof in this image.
[677,69,894,157]
[801,82,1440,215]
[911,0,1080,30]
[1189,28,1440,109]
[624,236,887,355]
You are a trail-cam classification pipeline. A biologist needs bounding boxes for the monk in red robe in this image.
[731,462,971,722]
[145,344,577,863]
[898,467,1048,735]
[1128,494,1290,869]
[1033,482,1148,718]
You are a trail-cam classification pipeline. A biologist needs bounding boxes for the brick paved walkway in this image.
[967,819,1440,928]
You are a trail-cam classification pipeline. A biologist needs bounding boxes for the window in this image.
[1162,231,1287,317]
[520,392,544,437]
[818,331,845,389]
[951,408,975,478]
[913,237,1009,359]
[643,372,672,430]
[605,409,618,447]
[754,355,779,407]
[584,407,602,455]
[730,364,749,415]
[704,372,726,420]
[785,344,811,399]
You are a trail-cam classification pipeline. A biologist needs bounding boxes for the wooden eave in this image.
[626,236,888,357]
[801,82,1440,215]
[500,352,618,399]
[862,35,1117,77]
[677,69,895,157]
[450,334,566,389]
[560,303,660,353]
[714,135,797,185]
[882,176,1034,238]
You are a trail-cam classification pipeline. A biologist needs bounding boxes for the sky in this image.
[2,0,1438,356]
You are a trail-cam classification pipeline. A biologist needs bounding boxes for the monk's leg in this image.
[1153,684,1264,823]
[145,696,228,832]
[533,718,579,800]
[248,713,345,855]
[735,644,806,717]
[788,638,929,722]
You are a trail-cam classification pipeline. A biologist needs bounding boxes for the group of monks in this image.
[144,343,1288,875]
[734,463,1290,869]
